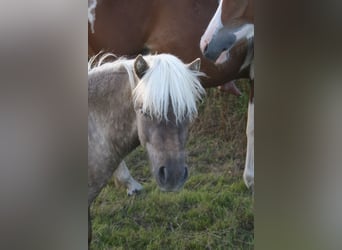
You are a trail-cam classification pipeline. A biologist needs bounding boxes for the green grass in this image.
[90,85,254,249]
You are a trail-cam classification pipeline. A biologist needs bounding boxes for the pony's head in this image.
[132,54,205,191]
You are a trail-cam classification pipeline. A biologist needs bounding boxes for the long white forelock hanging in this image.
[132,54,205,123]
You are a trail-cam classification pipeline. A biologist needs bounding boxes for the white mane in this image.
[133,54,205,123]
[88,53,206,123]
[88,53,136,87]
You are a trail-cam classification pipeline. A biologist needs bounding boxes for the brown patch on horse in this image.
[88,0,249,88]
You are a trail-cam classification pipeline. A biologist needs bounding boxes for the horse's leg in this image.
[243,100,254,190]
[88,157,121,244]
[88,206,92,246]
[218,80,242,96]
[114,160,143,196]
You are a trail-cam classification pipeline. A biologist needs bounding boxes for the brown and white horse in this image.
[201,0,254,190]
[88,0,250,90]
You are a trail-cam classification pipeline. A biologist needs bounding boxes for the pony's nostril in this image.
[203,44,208,53]
[158,166,167,184]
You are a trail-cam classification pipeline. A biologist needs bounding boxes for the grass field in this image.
[90,83,254,249]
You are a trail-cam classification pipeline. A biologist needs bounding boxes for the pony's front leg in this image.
[88,206,92,246]
[243,100,254,190]
[114,160,143,195]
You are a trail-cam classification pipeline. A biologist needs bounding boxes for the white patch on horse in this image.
[243,101,254,189]
[88,0,97,33]
[114,161,143,196]
[240,42,254,73]
[239,25,254,72]
[200,0,223,52]
[234,24,254,41]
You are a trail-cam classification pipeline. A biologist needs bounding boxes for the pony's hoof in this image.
[127,182,143,196]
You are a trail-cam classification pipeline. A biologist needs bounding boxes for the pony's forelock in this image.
[132,54,206,123]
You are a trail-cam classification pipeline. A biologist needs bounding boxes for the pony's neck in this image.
[88,68,140,162]
[108,89,140,160]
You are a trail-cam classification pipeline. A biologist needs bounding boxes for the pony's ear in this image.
[187,58,201,72]
[134,54,149,79]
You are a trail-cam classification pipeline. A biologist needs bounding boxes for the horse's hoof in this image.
[127,182,143,196]
[127,189,141,196]
[127,188,142,196]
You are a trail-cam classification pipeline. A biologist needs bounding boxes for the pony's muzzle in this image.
[157,165,188,191]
